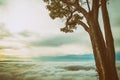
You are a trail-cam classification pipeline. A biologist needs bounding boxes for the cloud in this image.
[29,33,90,47]
[18,31,34,37]
[18,30,41,39]
[0,40,26,50]
[27,44,92,57]
[0,0,7,6]
[0,46,13,49]
[0,23,11,39]
[0,31,92,57]
[30,35,78,47]
[0,62,102,80]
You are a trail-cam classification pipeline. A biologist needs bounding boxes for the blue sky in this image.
[0,0,120,59]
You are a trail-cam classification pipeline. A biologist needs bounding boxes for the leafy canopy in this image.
[43,0,88,33]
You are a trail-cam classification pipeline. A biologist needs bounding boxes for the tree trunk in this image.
[89,28,119,80]
[88,19,107,80]
[101,0,119,80]
[88,24,119,80]
[87,12,119,80]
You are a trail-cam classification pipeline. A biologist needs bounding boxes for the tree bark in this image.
[88,21,119,80]
[101,0,119,80]
[87,7,119,80]
[88,15,107,80]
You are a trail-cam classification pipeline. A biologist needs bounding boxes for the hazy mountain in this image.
[1,52,119,62]
[33,52,120,61]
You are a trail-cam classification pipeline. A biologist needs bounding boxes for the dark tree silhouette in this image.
[43,0,119,80]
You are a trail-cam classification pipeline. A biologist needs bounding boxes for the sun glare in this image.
[4,0,50,34]
[0,55,6,60]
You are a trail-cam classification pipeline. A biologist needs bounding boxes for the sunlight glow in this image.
[4,0,61,35]
[0,55,6,60]
[5,0,41,33]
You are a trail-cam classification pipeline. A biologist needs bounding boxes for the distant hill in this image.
[1,52,119,62]
[33,52,120,61]
[33,54,94,61]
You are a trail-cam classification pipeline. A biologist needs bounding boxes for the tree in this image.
[43,0,119,80]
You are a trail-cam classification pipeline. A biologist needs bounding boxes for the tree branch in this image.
[66,20,89,32]
[60,0,88,19]
[66,15,89,32]
[92,0,100,20]
[60,0,75,5]
[66,10,76,24]
[77,20,89,32]
[86,0,90,12]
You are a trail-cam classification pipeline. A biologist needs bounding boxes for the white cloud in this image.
[26,44,92,57]
[0,40,25,49]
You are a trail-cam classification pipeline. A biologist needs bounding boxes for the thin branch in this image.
[86,0,90,12]
[60,0,89,32]
[61,0,88,19]
[66,10,76,23]
[74,1,88,19]
[77,20,89,32]
[66,18,89,32]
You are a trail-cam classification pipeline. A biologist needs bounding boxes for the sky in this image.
[0,0,120,59]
